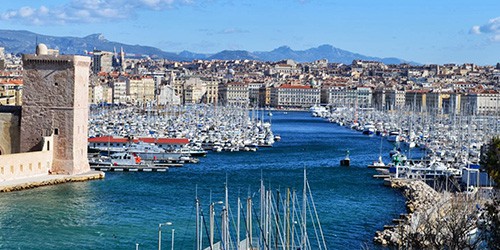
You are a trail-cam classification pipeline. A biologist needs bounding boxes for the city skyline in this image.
[0,0,499,65]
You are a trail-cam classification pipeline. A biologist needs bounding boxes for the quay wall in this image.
[0,171,105,193]
[0,136,53,182]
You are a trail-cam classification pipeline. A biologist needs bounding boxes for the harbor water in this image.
[0,111,412,249]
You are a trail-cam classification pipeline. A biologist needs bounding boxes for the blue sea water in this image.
[0,111,411,249]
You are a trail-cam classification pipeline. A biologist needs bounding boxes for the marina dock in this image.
[91,165,171,172]
[372,174,390,179]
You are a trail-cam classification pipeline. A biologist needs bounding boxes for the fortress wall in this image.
[0,136,53,181]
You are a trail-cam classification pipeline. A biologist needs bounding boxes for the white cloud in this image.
[1,11,17,20]
[470,26,481,35]
[39,6,50,15]
[141,0,161,7]
[18,7,35,18]
[471,17,500,42]
[0,0,198,25]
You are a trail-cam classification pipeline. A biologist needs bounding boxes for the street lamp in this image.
[158,222,174,250]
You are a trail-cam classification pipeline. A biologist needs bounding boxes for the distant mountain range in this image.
[0,30,417,65]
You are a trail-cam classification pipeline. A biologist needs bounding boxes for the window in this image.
[54,128,59,135]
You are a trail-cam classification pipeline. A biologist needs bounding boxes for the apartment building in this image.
[92,50,114,74]
[271,84,320,108]
[461,91,500,115]
[218,82,249,106]
[405,90,429,112]
[322,85,372,108]
[0,79,22,105]
[248,82,264,106]
[127,76,155,104]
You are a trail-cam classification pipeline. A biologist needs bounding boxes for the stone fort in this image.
[0,44,91,181]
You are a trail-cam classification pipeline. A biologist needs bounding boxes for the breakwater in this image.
[375,178,488,248]
[374,179,441,245]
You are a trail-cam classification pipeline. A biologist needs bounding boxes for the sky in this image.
[0,0,499,65]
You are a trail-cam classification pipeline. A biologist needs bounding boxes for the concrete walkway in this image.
[0,171,105,192]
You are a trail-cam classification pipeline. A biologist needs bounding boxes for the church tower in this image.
[21,44,91,175]
[119,46,125,71]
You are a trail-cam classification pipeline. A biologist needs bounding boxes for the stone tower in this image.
[21,44,91,175]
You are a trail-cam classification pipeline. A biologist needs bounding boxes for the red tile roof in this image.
[469,89,499,94]
[88,136,189,145]
[139,137,189,144]
[0,79,23,85]
[88,136,129,143]
[279,84,312,89]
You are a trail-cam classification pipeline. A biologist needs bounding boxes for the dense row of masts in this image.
[194,169,327,250]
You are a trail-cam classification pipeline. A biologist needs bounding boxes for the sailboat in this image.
[191,169,328,250]
[368,136,386,168]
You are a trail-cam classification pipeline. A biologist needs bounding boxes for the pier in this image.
[91,166,171,172]
[372,174,390,179]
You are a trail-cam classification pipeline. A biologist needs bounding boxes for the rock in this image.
[374,180,443,246]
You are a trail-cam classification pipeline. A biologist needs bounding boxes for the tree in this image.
[482,197,500,250]
[479,136,500,249]
[397,194,482,249]
[481,136,500,185]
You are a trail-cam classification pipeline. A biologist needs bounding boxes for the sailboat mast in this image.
[224,181,229,250]
[209,203,214,249]
[302,168,307,249]
[237,197,241,250]
[260,173,265,248]
[195,186,201,250]
[275,189,280,250]
[286,188,290,250]
[266,190,271,249]
[200,214,204,249]
[291,190,296,249]
[247,197,253,250]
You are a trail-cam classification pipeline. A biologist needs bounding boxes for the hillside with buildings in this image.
[0,44,499,115]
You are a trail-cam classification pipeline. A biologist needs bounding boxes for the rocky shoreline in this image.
[374,179,442,246]
[0,171,105,192]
